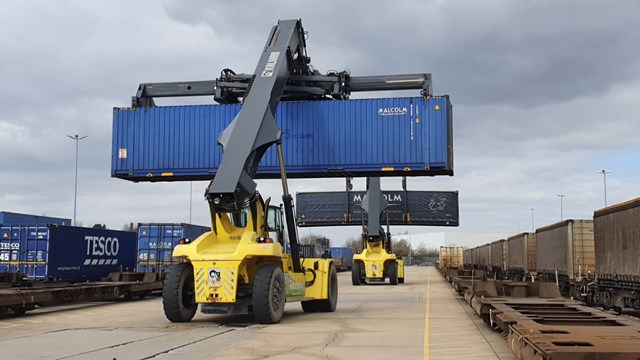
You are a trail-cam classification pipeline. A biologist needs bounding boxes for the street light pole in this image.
[530,208,535,232]
[557,194,566,220]
[189,182,193,224]
[67,134,87,226]
[598,170,611,207]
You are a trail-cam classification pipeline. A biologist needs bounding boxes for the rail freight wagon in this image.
[535,220,595,294]
[477,243,491,271]
[136,223,210,273]
[463,248,473,268]
[591,198,640,312]
[439,246,464,268]
[329,247,354,271]
[112,96,453,181]
[506,233,536,280]
[0,211,71,226]
[0,225,136,282]
[489,240,507,279]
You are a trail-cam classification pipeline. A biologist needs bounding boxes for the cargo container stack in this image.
[136,223,210,273]
[0,224,136,282]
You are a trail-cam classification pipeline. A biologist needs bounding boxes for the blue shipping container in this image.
[0,225,136,281]
[136,223,210,273]
[0,211,71,226]
[112,96,453,182]
[329,247,354,270]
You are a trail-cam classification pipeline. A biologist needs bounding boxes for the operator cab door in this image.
[267,206,285,246]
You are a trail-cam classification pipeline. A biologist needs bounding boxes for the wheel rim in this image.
[182,276,195,307]
[272,277,283,311]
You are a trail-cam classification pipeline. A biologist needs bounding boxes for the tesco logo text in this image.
[85,236,120,256]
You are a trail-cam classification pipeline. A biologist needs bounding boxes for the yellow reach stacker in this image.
[125,19,432,323]
[352,178,405,285]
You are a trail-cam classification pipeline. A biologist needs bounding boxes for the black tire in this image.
[389,262,398,285]
[399,277,404,284]
[316,263,338,312]
[11,307,26,316]
[351,262,361,286]
[253,264,286,324]
[163,263,198,322]
[301,300,319,313]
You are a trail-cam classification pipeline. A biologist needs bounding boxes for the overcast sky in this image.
[1,1,639,246]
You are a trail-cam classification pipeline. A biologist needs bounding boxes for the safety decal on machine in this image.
[208,268,222,287]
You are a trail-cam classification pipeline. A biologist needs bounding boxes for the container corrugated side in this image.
[593,197,640,278]
[0,225,136,281]
[478,244,491,268]
[535,220,594,279]
[506,233,535,272]
[296,190,459,227]
[136,223,210,273]
[0,211,70,226]
[112,96,453,181]
[490,240,506,269]
[463,248,472,266]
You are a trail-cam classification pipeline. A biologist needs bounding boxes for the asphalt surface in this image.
[0,266,514,359]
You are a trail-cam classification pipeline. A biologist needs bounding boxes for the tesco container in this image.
[136,223,210,272]
[0,225,136,281]
[593,198,640,281]
[535,220,595,279]
[0,211,70,226]
[112,96,453,181]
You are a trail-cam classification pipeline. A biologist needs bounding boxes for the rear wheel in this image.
[253,264,285,324]
[351,262,361,286]
[389,262,398,286]
[317,264,338,312]
[163,263,197,322]
[399,277,405,284]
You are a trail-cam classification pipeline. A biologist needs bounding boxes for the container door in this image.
[162,225,184,272]
[138,225,159,272]
[0,226,19,273]
[26,226,49,280]
[137,225,150,272]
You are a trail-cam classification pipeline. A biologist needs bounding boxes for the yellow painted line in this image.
[423,271,431,360]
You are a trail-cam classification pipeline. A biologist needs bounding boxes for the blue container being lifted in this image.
[0,225,136,281]
[112,96,453,182]
[136,223,210,273]
[0,211,71,226]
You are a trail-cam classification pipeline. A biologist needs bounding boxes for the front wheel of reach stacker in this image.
[351,262,361,286]
[253,264,286,324]
[389,262,399,286]
[163,263,198,322]
[316,263,338,312]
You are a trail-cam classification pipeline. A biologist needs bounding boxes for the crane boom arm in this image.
[132,73,432,107]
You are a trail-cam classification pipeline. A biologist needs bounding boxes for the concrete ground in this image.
[0,266,514,359]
